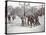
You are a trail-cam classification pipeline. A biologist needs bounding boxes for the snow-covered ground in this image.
[7,15,45,33]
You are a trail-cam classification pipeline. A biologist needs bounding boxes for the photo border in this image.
[5,0,45,34]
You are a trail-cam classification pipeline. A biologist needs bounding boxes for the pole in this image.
[24,3,26,25]
[24,3,25,16]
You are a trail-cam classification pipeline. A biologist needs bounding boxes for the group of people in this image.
[7,13,40,27]
[21,14,40,27]
[7,15,16,24]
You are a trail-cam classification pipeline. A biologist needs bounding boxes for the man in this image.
[21,16,25,26]
[12,16,15,20]
[8,15,11,21]
[28,15,34,27]
[34,13,40,26]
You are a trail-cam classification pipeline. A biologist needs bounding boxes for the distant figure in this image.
[8,15,11,21]
[12,16,15,20]
[21,16,25,26]
[34,13,40,26]
[27,15,34,27]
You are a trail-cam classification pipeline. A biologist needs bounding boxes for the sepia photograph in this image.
[6,1,45,33]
